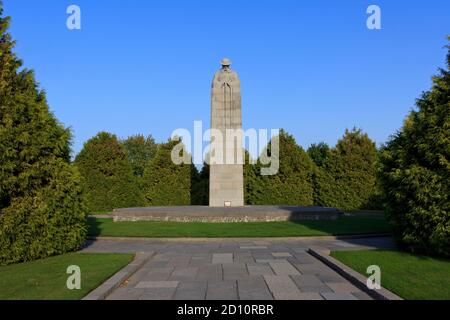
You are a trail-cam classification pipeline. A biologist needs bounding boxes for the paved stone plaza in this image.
[82,236,394,300]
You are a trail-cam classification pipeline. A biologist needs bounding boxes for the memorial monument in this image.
[209,58,244,207]
[112,59,341,222]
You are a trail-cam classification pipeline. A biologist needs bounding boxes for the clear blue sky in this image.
[4,0,450,157]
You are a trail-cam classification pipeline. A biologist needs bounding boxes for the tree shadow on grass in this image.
[86,217,101,237]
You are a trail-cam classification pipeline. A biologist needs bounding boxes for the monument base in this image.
[112,206,342,223]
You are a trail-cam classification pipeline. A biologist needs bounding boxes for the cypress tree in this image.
[379,38,450,257]
[314,128,378,211]
[121,134,157,177]
[142,139,191,205]
[0,4,86,265]
[307,142,331,167]
[248,130,315,205]
[243,149,258,205]
[75,132,144,212]
[191,162,209,205]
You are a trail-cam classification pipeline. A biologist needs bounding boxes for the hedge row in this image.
[312,129,378,211]
[74,132,145,212]
[75,128,380,212]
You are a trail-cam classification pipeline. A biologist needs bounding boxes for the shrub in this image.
[142,139,191,205]
[0,159,86,265]
[248,130,315,205]
[191,163,209,205]
[0,5,86,265]
[121,134,157,177]
[243,150,258,205]
[75,132,144,212]
[314,129,378,211]
[379,38,450,257]
[307,142,331,167]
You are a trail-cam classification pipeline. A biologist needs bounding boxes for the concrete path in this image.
[81,236,394,300]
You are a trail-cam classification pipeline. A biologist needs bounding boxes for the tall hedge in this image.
[307,142,331,167]
[243,149,258,205]
[191,162,209,205]
[121,134,157,177]
[379,38,450,257]
[142,140,191,205]
[247,130,315,205]
[313,128,378,211]
[75,132,144,212]
[0,5,86,265]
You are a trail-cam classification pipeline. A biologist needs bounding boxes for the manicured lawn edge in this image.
[83,252,155,300]
[87,233,392,241]
[0,253,134,300]
[308,248,403,300]
[87,213,392,238]
[330,250,450,300]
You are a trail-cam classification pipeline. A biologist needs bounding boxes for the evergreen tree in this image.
[243,149,258,205]
[142,139,191,205]
[379,38,450,257]
[307,142,331,167]
[314,128,378,211]
[121,134,157,177]
[0,4,86,265]
[191,163,209,205]
[75,132,144,212]
[191,149,258,205]
[248,130,315,205]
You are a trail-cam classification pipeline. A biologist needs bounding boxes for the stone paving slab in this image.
[169,267,199,281]
[238,276,273,300]
[81,237,395,300]
[247,263,274,276]
[212,253,233,264]
[140,288,177,300]
[136,281,179,289]
[234,252,255,263]
[268,261,301,276]
[325,282,360,293]
[174,281,207,300]
[264,275,302,300]
[107,287,145,300]
[196,264,223,281]
[223,263,248,280]
[321,292,358,300]
[290,275,324,287]
[240,246,268,250]
[272,252,292,258]
[206,280,238,300]
[143,267,174,281]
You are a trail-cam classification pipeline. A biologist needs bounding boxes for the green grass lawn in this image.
[331,250,450,300]
[87,211,391,238]
[0,253,133,300]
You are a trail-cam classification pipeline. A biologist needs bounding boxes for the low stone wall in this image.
[113,206,342,223]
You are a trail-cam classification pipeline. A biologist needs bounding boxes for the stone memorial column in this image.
[209,58,244,207]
